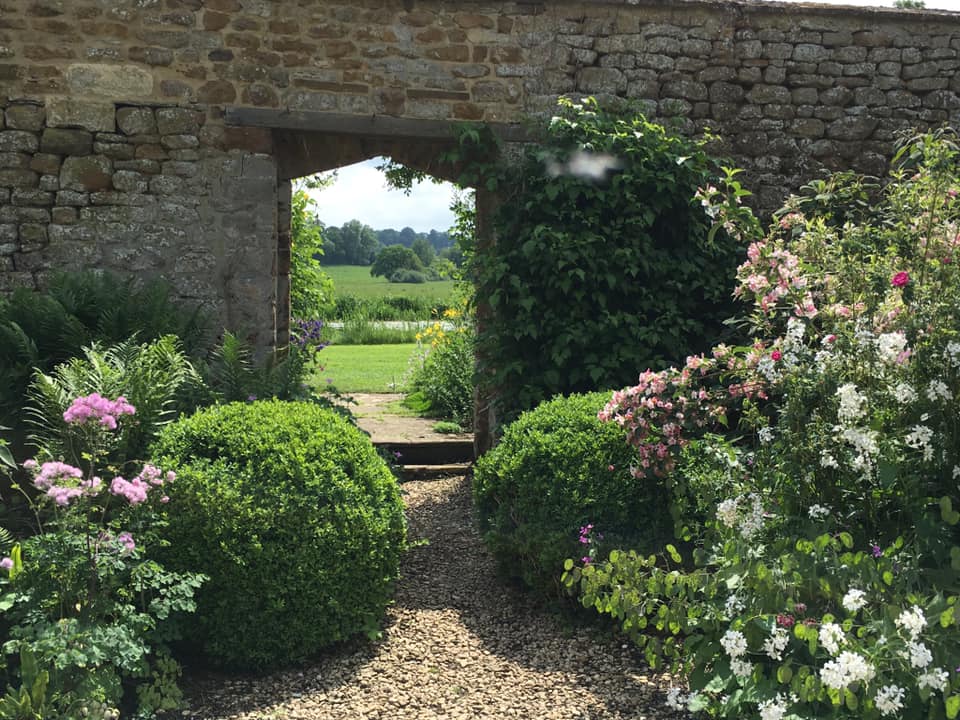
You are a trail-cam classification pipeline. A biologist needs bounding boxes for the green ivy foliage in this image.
[470,98,744,419]
[150,401,407,670]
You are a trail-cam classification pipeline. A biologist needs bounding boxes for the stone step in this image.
[401,463,472,481]
[375,439,474,466]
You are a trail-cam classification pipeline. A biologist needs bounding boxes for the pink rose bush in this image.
[566,131,960,719]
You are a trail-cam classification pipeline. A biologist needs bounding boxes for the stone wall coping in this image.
[570,0,960,24]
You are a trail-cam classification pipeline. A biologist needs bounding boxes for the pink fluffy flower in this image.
[891,271,910,288]
[63,393,136,429]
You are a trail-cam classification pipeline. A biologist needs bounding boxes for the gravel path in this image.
[181,476,680,720]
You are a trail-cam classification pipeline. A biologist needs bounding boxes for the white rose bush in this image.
[564,130,960,719]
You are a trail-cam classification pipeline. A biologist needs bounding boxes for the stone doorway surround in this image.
[225,108,525,453]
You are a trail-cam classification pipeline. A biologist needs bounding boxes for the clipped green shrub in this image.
[150,400,406,670]
[389,269,428,284]
[473,392,673,597]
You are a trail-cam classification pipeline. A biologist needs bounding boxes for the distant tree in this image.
[410,237,436,267]
[322,224,344,263]
[398,226,417,246]
[427,229,451,251]
[377,228,400,246]
[439,245,464,267]
[370,244,423,279]
[894,0,925,7]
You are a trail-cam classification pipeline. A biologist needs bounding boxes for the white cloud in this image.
[307,158,457,233]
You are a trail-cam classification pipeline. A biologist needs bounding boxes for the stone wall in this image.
[2,0,960,346]
[0,97,279,349]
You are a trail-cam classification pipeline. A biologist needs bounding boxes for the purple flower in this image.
[871,544,882,558]
[581,556,592,565]
[0,557,12,571]
[247,394,257,402]
[393,451,403,460]
[117,532,136,555]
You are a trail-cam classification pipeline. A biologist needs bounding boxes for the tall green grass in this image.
[323,265,457,320]
[329,319,420,345]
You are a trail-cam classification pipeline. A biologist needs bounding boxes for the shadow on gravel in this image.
[393,476,661,717]
[178,475,673,720]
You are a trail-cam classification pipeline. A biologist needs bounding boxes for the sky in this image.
[309,0,960,233]
[309,159,458,234]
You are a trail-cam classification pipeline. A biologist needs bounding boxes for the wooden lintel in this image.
[224,107,531,143]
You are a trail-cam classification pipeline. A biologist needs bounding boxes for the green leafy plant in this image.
[408,308,475,428]
[0,271,210,429]
[290,184,335,320]
[564,129,960,719]
[1,393,204,719]
[150,400,407,670]
[371,245,424,279]
[455,97,745,421]
[473,392,674,597]
[24,336,200,466]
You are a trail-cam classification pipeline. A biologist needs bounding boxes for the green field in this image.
[324,265,457,301]
[313,343,416,393]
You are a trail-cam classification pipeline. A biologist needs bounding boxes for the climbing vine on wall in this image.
[455,98,748,421]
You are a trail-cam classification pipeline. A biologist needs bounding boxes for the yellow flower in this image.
[443,308,460,319]
[415,333,422,341]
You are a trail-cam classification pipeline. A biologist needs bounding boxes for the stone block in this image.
[576,67,626,94]
[160,134,200,150]
[94,141,136,160]
[51,206,77,224]
[60,155,113,192]
[30,153,61,175]
[65,63,154,98]
[747,84,790,104]
[18,224,47,244]
[156,107,201,135]
[56,190,90,206]
[789,117,825,138]
[40,128,93,155]
[0,152,28,169]
[0,130,40,153]
[0,169,39,188]
[794,44,829,63]
[5,104,45,131]
[114,159,162,174]
[0,224,15,243]
[117,107,157,135]
[826,116,878,141]
[820,87,853,106]
[45,98,115,132]
[907,77,949,92]
[12,189,53,206]
[38,174,58,191]
[112,170,148,192]
[662,79,707,101]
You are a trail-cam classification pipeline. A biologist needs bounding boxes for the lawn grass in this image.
[313,343,416,393]
[324,265,457,301]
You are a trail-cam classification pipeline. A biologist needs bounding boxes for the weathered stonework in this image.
[1,0,960,352]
